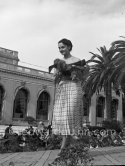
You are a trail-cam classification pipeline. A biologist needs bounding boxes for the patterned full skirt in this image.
[52,81,83,135]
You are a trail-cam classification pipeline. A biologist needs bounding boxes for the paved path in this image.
[90,146,125,165]
[0,150,59,166]
[0,146,125,165]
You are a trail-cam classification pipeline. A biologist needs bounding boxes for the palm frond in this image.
[112,40,125,46]
[89,52,104,62]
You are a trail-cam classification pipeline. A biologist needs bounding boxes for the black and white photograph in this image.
[0,0,125,165]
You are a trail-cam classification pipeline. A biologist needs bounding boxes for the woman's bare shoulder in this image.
[64,56,80,64]
[71,56,80,61]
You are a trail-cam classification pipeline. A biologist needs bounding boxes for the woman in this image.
[51,38,85,152]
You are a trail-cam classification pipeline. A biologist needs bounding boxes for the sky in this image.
[0,0,125,72]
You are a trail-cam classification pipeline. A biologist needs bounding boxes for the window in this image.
[36,91,50,120]
[122,95,125,118]
[111,99,118,119]
[13,88,28,118]
[0,86,4,119]
[83,94,89,116]
[96,96,105,117]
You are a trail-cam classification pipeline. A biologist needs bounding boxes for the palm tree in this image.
[109,38,125,95]
[83,45,118,120]
[109,38,125,124]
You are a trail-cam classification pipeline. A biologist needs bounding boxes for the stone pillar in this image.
[89,94,97,126]
[27,96,37,119]
[104,107,107,120]
[2,79,14,124]
[117,94,123,123]
[26,87,37,120]
[48,86,55,125]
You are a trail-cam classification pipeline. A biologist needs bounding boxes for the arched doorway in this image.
[36,91,50,121]
[13,88,28,119]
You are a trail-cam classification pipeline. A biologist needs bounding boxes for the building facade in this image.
[0,47,55,126]
[83,89,124,126]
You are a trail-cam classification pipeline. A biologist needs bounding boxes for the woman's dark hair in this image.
[58,38,73,51]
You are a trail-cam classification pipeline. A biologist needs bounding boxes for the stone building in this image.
[83,89,124,126]
[0,47,54,126]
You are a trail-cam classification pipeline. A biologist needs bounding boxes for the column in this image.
[104,107,107,120]
[27,90,37,119]
[117,94,123,123]
[48,86,55,125]
[89,94,97,126]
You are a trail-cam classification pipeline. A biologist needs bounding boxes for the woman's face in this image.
[58,42,70,56]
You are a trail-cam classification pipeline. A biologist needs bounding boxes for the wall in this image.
[0,63,55,126]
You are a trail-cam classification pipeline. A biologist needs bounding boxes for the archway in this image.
[36,91,50,121]
[13,88,28,118]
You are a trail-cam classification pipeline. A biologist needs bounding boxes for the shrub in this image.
[87,126,106,131]
[50,138,93,166]
[102,120,122,132]
[47,134,62,150]
[0,135,23,153]
[24,116,36,126]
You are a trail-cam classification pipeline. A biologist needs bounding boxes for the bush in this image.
[0,135,23,153]
[24,116,36,126]
[102,120,122,132]
[47,134,62,150]
[50,138,93,166]
[87,126,106,131]
[0,134,44,153]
